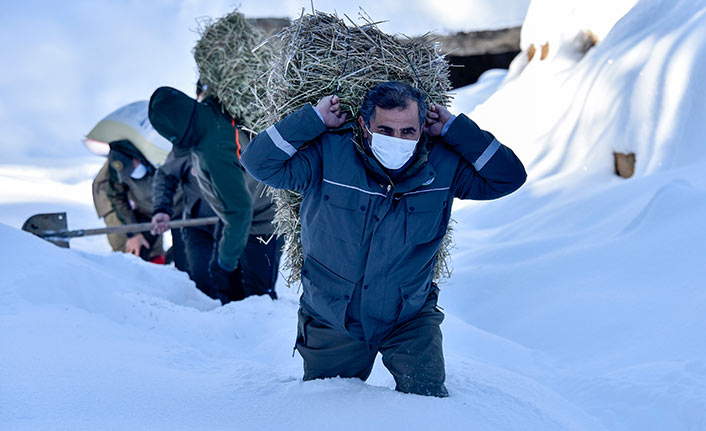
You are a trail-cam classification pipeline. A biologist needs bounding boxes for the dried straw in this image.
[253,9,452,130]
[257,9,455,287]
[193,11,276,131]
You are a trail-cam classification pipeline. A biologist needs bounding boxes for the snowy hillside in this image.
[2,0,706,430]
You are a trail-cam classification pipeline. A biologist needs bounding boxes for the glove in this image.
[209,257,244,305]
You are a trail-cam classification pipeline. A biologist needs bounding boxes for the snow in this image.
[2,0,706,430]
[521,0,640,48]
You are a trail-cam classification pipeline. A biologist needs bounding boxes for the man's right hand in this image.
[315,95,347,128]
[151,212,171,235]
[125,233,150,256]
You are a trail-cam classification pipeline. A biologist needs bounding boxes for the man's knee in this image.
[390,350,448,397]
[296,309,374,381]
[381,296,448,397]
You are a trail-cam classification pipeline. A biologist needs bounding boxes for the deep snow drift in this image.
[2,0,706,430]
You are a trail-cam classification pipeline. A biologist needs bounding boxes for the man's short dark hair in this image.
[360,81,427,128]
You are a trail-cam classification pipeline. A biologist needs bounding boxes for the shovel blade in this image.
[22,212,71,248]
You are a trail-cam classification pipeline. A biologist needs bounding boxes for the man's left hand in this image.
[424,103,454,137]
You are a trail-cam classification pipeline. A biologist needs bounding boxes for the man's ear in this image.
[357,116,369,139]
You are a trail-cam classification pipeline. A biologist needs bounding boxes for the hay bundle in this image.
[193,11,276,131]
[258,9,455,287]
[254,10,452,129]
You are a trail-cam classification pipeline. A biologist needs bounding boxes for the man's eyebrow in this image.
[377,125,393,131]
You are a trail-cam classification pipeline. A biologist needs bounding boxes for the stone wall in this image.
[434,27,521,89]
[247,18,521,90]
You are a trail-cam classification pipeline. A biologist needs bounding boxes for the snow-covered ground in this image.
[2,0,706,430]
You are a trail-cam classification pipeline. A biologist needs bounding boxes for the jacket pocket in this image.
[403,191,448,244]
[301,255,356,332]
[397,275,433,324]
[319,182,370,245]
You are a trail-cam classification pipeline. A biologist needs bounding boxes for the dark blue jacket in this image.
[241,104,526,346]
[152,149,216,221]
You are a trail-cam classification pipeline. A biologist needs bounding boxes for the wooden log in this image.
[614,152,636,178]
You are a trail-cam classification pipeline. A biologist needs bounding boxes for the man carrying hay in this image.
[242,81,526,397]
[148,86,281,304]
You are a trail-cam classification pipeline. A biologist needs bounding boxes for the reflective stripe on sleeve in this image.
[266,125,297,157]
[473,138,501,171]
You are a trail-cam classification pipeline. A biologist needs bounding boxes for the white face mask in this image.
[130,162,148,179]
[366,126,419,170]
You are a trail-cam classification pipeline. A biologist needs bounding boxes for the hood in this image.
[148,86,198,149]
[108,139,154,182]
[109,139,148,164]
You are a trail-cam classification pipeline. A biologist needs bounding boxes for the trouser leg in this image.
[170,227,189,272]
[211,221,245,303]
[182,225,217,299]
[296,308,375,381]
[240,234,283,299]
[379,288,448,397]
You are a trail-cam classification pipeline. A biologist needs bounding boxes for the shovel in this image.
[22,212,219,248]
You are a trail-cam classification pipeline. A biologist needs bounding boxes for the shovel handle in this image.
[48,216,220,239]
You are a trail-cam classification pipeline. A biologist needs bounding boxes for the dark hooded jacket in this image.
[241,104,527,347]
[148,87,275,269]
[103,139,184,232]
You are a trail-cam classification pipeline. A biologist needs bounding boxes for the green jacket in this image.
[148,87,252,270]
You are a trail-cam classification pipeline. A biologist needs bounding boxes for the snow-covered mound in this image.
[521,0,639,48]
[0,223,607,430]
[450,69,508,115]
[443,0,706,428]
[1,223,211,311]
[471,0,706,180]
